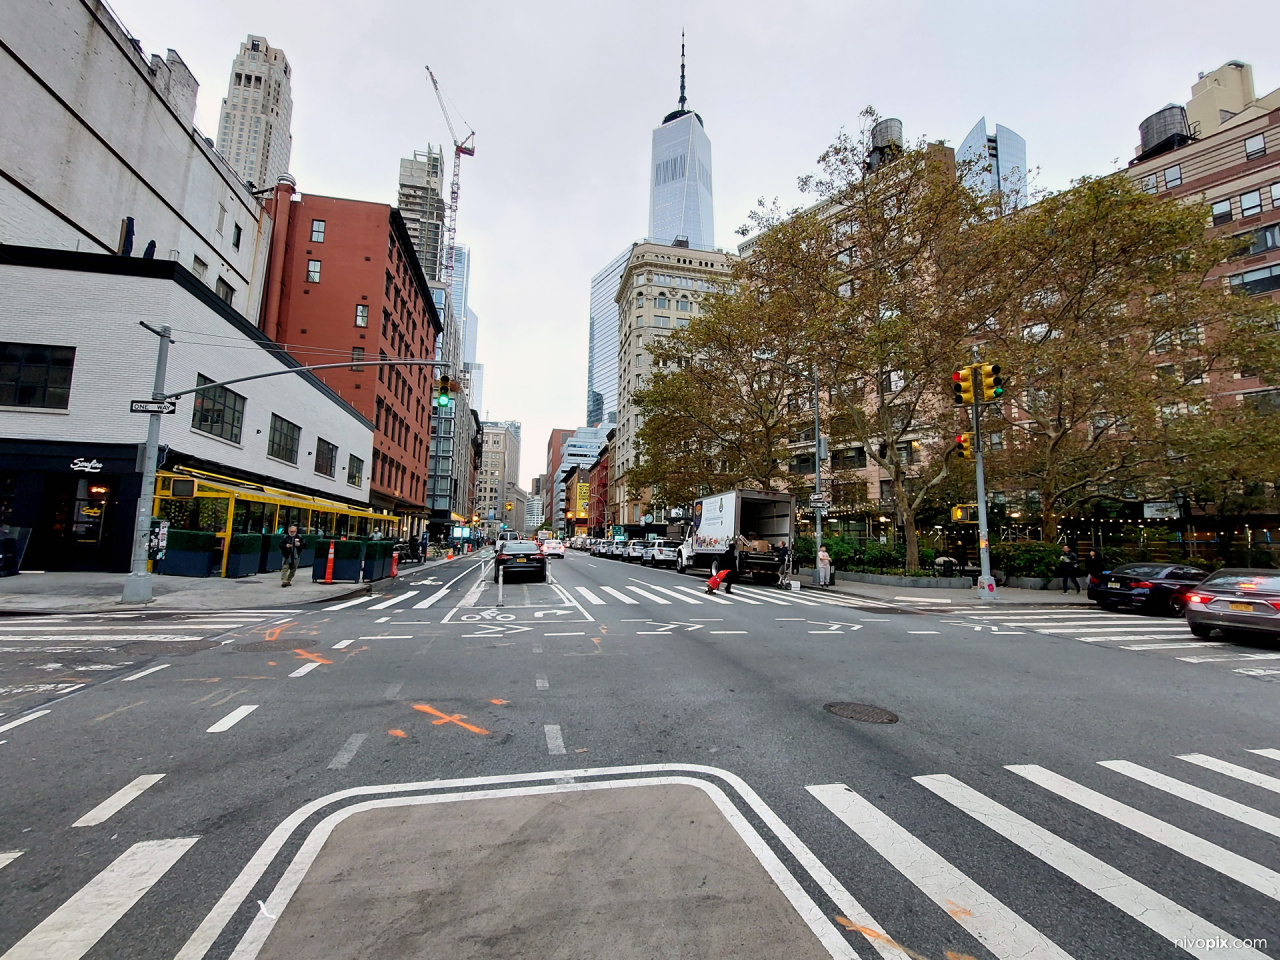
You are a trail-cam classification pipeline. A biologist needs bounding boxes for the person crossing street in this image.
[280,524,304,587]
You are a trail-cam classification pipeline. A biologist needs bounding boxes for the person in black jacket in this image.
[1056,544,1081,594]
[1085,548,1107,578]
[280,524,303,587]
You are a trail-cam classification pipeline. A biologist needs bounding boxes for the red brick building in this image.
[588,438,611,537]
[260,180,442,530]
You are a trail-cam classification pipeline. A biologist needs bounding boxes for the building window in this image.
[217,204,227,234]
[1211,199,1233,227]
[1243,224,1280,256]
[354,304,369,327]
[1163,164,1182,188]
[267,413,301,464]
[215,277,234,305]
[306,260,321,283]
[350,346,365,370]
[1230,263,1280,296]
[232,223,242,250]
[832,447,867,470]
[677,299,692,311]
[315,438,337,477]
[192,256,208,280]
[0,342,75,409]
[1272,183,1280,209]
[653,315,670,328]
[1245,134,1266,161]
[310,219,326,242]
[1140,174,1157,194]
[191,373,246,443]
[1240,190,1263,218]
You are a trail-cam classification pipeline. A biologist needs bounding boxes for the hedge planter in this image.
[311,539,364,582]
[225,534,263,579]
[799,568,974,589]
[156,529,218,578]
[260,535,283,574]
[363,540,393,582]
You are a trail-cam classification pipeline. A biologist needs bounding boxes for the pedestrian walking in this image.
[1056,544,1081,594]
[1085,548,1107,578]
[280,524,304,587]
[817,546,832,587]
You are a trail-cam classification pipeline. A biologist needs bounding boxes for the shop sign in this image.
[70,458,103,473]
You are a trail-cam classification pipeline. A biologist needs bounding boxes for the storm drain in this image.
[824,702,899,724]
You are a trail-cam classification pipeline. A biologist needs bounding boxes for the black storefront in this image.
[1,439,144,573]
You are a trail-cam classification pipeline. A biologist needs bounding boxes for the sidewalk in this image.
[795,571,1093,607]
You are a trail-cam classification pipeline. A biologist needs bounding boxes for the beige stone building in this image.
[215,36,293,190]
[612,241,731,524]
[478,421,522,536]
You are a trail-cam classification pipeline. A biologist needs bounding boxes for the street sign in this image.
[130,399,177,414]
[809,496,830,509]
[808,493,827,504]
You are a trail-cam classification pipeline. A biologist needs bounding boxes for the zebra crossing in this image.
[328,579,893,614]
[3,742,1275,960]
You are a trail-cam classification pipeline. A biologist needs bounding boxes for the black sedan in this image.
[493,539,547,583]
[1086,562,1207,616]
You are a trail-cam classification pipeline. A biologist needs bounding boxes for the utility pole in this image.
[122,323,171,604]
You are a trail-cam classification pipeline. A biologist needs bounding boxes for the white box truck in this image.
[675,489,795,583]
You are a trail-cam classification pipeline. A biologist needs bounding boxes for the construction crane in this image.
[425,65,475,302]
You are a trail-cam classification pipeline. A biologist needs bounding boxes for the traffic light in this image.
[956,433,974,460]
[505,501,513,511]
[980,363,1004,402]
[435,375,452,407]
[952,366,975,405]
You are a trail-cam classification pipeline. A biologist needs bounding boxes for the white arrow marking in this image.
[534,609,572,618]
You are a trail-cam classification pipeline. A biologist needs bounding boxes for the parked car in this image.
[542,539,566,558]
[1086,562,1208,616]
[642,539,681,568]
[1185,569,1280,641]
[493,539,547,583]
[625,539,647,562]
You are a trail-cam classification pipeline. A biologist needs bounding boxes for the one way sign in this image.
[130,399,177,414]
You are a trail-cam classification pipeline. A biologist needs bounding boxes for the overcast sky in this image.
[112,0,1275,487]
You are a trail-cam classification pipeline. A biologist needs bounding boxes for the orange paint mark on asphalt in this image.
[945,901,973,919]
[489,699,509,705]
[945,952,980,960]
[292,648,333,665]
[834,918,935,960]
[388,729,407,738]
[180,678,220,683]
[413,703,490,735]
[263,623,293,644]
[267,662,277,666]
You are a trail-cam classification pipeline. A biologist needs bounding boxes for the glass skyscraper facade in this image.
[957,118,1028,208]
[450,244,470,323]
[648,111,714,249]
[587,246,631,427]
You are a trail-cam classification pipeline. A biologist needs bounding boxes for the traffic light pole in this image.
[968,364,997,600]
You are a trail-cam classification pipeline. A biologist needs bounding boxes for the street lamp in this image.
[752,352,825,584]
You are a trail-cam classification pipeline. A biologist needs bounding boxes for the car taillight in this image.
[1269,601,1280,612]
[1134,581,1153,589]
[1185,594,1207,604]
[1088,576,1100,585]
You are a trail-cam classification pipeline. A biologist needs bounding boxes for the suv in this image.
[625,540,647,562]
[642,539,680,568]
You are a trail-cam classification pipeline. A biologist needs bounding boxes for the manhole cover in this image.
[824,702,898,724]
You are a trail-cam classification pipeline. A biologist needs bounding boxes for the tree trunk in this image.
[1040,496,1058,541]
[902,506,919,573]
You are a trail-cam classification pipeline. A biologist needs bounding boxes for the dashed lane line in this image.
[326,734,368,770]
[369,591,418,610]
[0,710,50,735]
[322,596,375,612]
[73,775,166,828]
[206,705,259,733]
[535,674,549,690]
[544,724,566,755]
[289,662,323,678]
[383,682,404,700]
[120,664,170,682]
[411,588,450,609]
[0,851,22,872]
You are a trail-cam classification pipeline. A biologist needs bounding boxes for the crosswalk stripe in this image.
[1179,754,1280,793]
[119,664,170,682]
[1248,748,1280,763]
[807,783,1074,960]
[0,837,199,960]
[626,585,671,604]
[1099,760,1280,838]
[916,774,1267,960]
[575,586,606,604]
[0,710,50,734]
[73,775,165,828]
[323,596,375,611]
[671,584,734,605]
[1120,641,1225,650]
[631,581,701,604]
[411,588,449,609]
[737,585,819,606]
[1180,652,1280,663]
[725,586,790,606]
[1036,623,1189,631]
[600,586,638,604]
[0,850,22,872]
[368,591,418,610]
[1007,764,1280,901]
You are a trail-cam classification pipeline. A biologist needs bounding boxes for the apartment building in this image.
[214,35,293,190]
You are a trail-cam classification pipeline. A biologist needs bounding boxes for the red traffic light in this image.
[955,434,965,443]
[952,371,962,382]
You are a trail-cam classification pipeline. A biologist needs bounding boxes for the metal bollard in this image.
[496,559,504,607]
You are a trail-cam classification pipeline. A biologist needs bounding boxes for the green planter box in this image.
[225,534,262,579]
[157,530,218,578]
[311,539,364,582]
[260,535,283,574]
[363,540,393,581]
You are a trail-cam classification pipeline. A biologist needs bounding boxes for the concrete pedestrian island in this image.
[255,783,832,960]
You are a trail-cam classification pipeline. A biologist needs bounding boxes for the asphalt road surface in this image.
[1,548,1277,960]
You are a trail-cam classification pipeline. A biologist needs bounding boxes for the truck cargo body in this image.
[676,489,795,582]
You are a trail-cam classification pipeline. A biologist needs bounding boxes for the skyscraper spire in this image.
[679,30,686,112]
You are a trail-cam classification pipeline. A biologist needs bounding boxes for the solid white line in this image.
[672,583,733,605]
[710,630,748,635]
[411,588,449,609]
[908,631,940,635]
[600,586,638,604]
[73,775,166,828]
[631,580,701,604]
[1008,764,1280,901]
[0,850,22,872]
[551,582,595,622]
[575,586,605,605]
[1179,754,1280,794]
[544,724,566,755]
[544,632,584,636]
[626,585,671,604]
[322,596,375,611]
[206,705,259,733]
[917,774,1267,960]
[1,837,198,960]
[120,664,170,682]
[326,733,368,770]
[1100,760,1280,838]
[288,662,322,678]
[368,591,418,610]
[807,782,1074,960]
[535,673,549,690]
[358,635,412,640]
[331,638,357,649]
[0,710,50,734]
[894,596,952,603]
